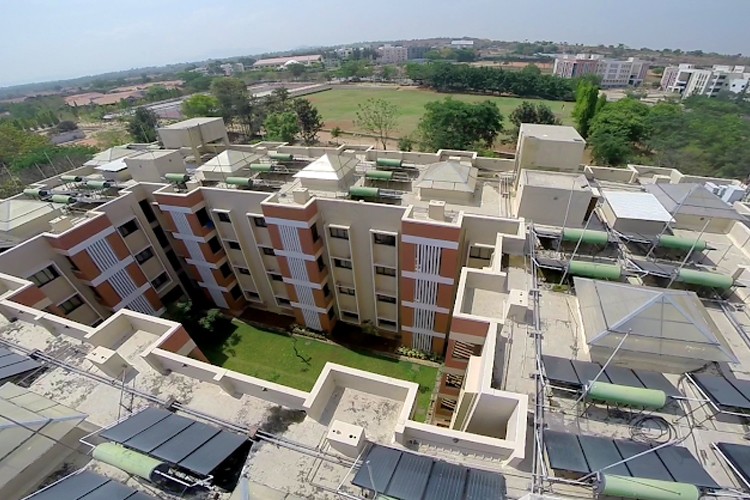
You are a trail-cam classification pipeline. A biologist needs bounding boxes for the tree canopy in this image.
[264,111,299,142]
[181,94,220,118]
[572,81,600,138]
[355,98,398,149]
[509,101,560,135]
[294,99,322,145]
[417,98,503,151]
[127,107,159,143]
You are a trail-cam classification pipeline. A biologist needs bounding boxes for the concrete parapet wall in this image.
[401,420,515,461]
[584,165,636,183]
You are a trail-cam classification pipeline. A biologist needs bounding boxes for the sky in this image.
[1,0,748,87]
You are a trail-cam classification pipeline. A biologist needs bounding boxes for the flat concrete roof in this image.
[523,170,589,190]
[161,117,223,129]
[520,124,585,142]
[604,190,673,222]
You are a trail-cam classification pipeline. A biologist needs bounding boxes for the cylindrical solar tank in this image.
[50,195,76,204]
[23,188,49,198]
[596,474,699,500]
[657,235,708,252]
[376,158,402,168]
[250,164,273,172]
[269,153,293,161]
[365,170,394,181]
[60,175,83,182]
[225,177,253,187]
[350,187,380,199]
[567,261,621,280]
[165,173,190,183]
[85,180,112,189]
[586,381,667,410]
[561,228,609,246]
[676,269,734,290]
[93,443,168,482]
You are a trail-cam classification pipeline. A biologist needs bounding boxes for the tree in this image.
[286,63,306,78]
[294,99,322,145]
[338,60,373,80]
[572,81,600,138]
[211,78,263,136]
[587,98,651,165]
[417,98,503,151]
[509,101,561,135]
[266,88,290,114]
[0,122,50,167]
[330,126,342,138]
[398,136,414,152]
[199,309,222,332]
[264,111,299,142]
[146,85,172,102]
[181,94,220,118]
[355,98,398,149]
[127,107,158,142]
[380,65,397,81]
[56,120,78,132]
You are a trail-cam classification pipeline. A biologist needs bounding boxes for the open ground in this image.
[200,319,439,421]
[307,85,574,139]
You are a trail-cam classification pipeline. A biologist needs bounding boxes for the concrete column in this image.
[213,371,240,398]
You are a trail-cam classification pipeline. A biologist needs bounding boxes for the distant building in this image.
[407,46,431,60]
[253,54,322,68]
[553,54,649,87]
[64,92,105,107]
[661,64,750,98]
[451,39,474,47]
[377,45,408,64]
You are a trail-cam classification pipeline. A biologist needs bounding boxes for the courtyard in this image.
[199,319,439,421]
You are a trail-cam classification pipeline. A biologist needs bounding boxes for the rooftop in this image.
[161,117,223,129]
[603,190,674,222]
[523,170,589,190]
[520,123,585,142]
[644,183,745,220]
[415,160,478,193]
[0,198,63,232]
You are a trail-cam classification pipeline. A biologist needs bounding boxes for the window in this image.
[165,249,180,270]
[253,216,267,228]
[118,219,138,237]
[237,267,251,275]
[334,258,352,269]
[375,266,396,277]
[446,374,465,389]
[216,212,231,223]
[66,256,80,272]
[377,294,397,304]
[323,284,331,297]
[134,247,154,264]
[219,263,231,278]
[230,285,242,300]
[59,295,83,314]
[341,311,359,322]
[269,273,283,282]
[311,223,320,242]
[195,208,211,227]
[29,265,59,287]
[469,246,493,260]
[276,296,291,306]
[208,237,222,254]
[152,226,169,248]
[373,232,396,246]
[151,273,169,290]
[337,285,356,296]
[245,291,260,300]
[317,255,326,272]
[139,200,156,222]
[329,227,349,240]
[227,240,241,250]
[327,307,335,319]
[261,247,275,256]
[379,318,397,328]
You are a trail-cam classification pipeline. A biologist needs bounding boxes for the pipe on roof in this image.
[561,228,609,246]
[657,235,708,252]
[269,153,293,161]
[586,381,667,409]
[567,260,621,280]
[596,474,699,500]
[60,175,83,182]
[93,443,166,482]
[164,173,189,183]
[349,186,380,199]
[250,164,273,172]
[676,268,734,289]
[84,180,111,189]
[50,194,76,204]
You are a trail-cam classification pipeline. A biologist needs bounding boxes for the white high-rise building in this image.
[660,64,750,98]
[552,54,649,88]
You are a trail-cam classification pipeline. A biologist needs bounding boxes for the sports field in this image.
[306,86,574,137]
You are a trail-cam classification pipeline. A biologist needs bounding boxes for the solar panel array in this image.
[690,373,750,413]
[351,444,506,500]
[544,430,719,489]
[0,346,40,380]
[715,442,750,491]
[100,407,248,477]
[26,470,155,500]
[542,355,680,397]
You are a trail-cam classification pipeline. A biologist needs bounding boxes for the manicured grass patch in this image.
[200,320,438,421]
[307,86,573,136]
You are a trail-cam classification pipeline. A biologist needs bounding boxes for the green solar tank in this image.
[561,228,609,246]
[60,175,82,182]
[376,158,402,168]
[250,164,273,172]
[23,188,49,198]
[586,381,667,409]
[597,474,699,500]
[93,443,166,481]
[676,268,733,289]
[567,261,621,280]
[658,235,708,252]
[270,153,293,161]
[365,170,394,180]
[225,177,253,187]
[165,173,189,183]
[350,186,380,198]
[50,195,76,204]
[85,180,111,189]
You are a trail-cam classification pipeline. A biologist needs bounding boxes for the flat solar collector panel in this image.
[571,359,609,385]
[632,370,681,398]
[613,439,673,482]
[716,442,750,490]
[692,373,750,410]
[542,356,580,386]
[544,430,590,473]
[604,365,645,388]
[150,422,220,464]
[100,407,171,443]
[384,452,433,500]
[178,430,248,476]
[124,414,194,453]
[655,446,719,489]
[423,461,467,500]
[351,445,400,492]
[578,435,630,476]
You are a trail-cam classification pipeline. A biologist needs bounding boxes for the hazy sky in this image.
[2,0,748,87]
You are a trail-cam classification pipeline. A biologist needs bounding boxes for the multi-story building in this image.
[553,54,649,87]
[661,63,750,97]
[377,45,408,64]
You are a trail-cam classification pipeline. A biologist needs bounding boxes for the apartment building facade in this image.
[552,54,649,87]
[377,45,408,64]
[661,63,750,97]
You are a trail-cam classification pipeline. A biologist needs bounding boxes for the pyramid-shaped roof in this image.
[416,160,478,193]
[575,277,737,363]
[293,153,357,182]
[199,149,259,174]
[644,183,744,221]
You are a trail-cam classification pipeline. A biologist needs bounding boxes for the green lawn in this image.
[201,320,438,421]
[307,86,574,137]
